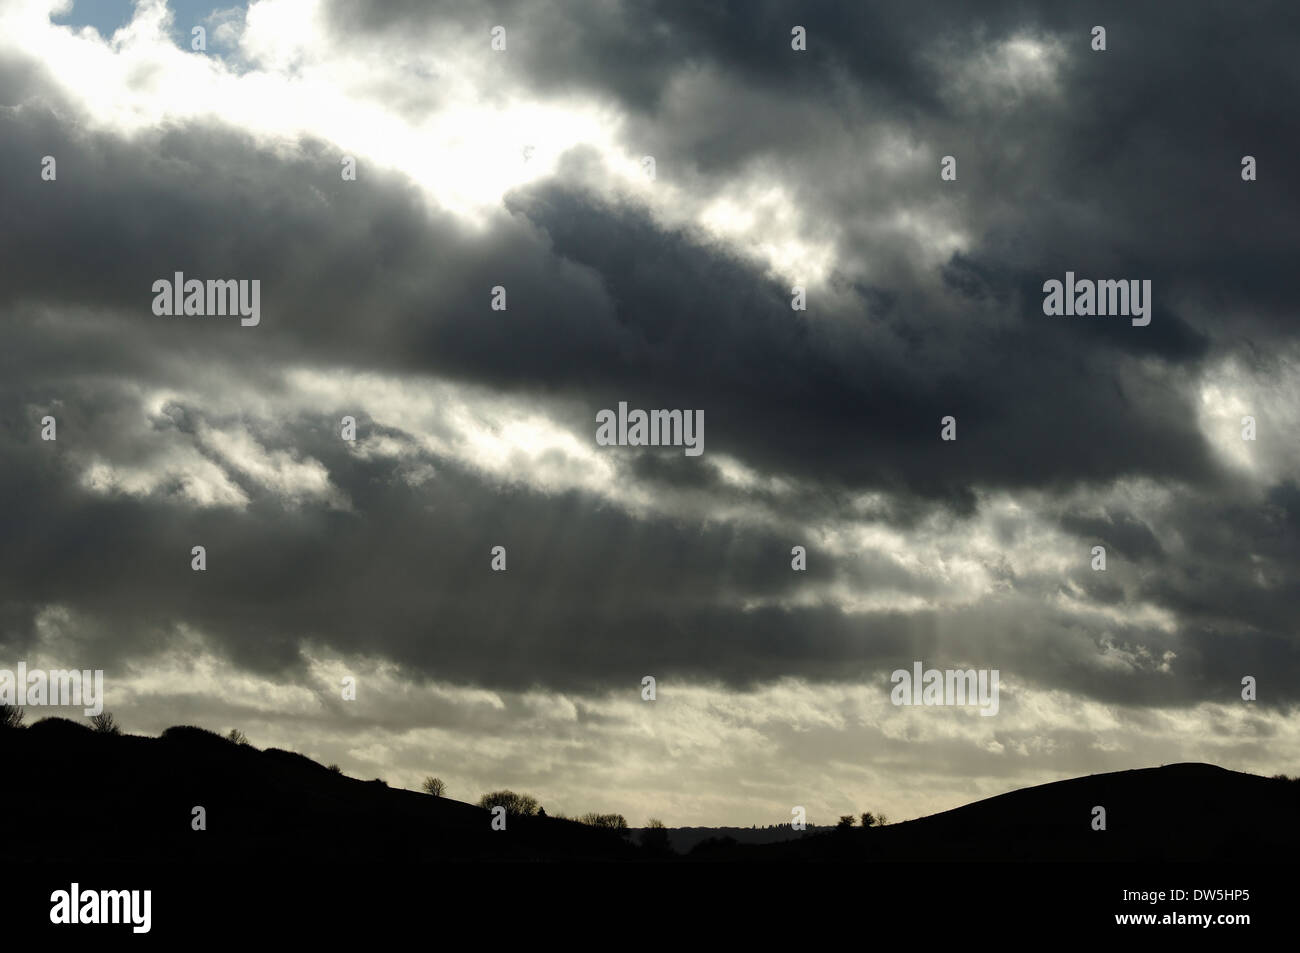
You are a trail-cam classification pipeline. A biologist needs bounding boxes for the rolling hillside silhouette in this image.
[2,719,638,863]
[734,763,1300,862]
[4,718,1296,863]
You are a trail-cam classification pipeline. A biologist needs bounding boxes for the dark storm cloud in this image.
[0,92,1232,502]
[0,381,930,691]
[2,0,1299,713]
[318,0,1080,115]
[1057,510,1165,563]
[9,379,1289,705]
[319,0,1300,350]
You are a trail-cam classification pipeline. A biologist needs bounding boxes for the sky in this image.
[2,0,1298,827]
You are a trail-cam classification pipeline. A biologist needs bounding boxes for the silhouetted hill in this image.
[1,720,637,862]
[3,723,1295,863]
[732,764,1300,862]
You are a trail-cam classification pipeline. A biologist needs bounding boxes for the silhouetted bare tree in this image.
[837,814,855,830]
[477,790,540,816]
[577,812,628,832]
[227,728,248,745]
[90,712,121,734]
[422,776,446,797]
[639,818,673,855]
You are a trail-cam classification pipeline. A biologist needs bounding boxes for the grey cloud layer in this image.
[1,1,1298,718]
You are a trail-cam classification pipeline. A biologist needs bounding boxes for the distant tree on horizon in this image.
[861,812,876,828]
[422,776,446,797]
[639,818,672,855]
[478,790,541,817]
[90,712,121,735]
[227,728,249,746]
[837,814,855,830]
[576,812,629,833]
[0,705,23,730]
